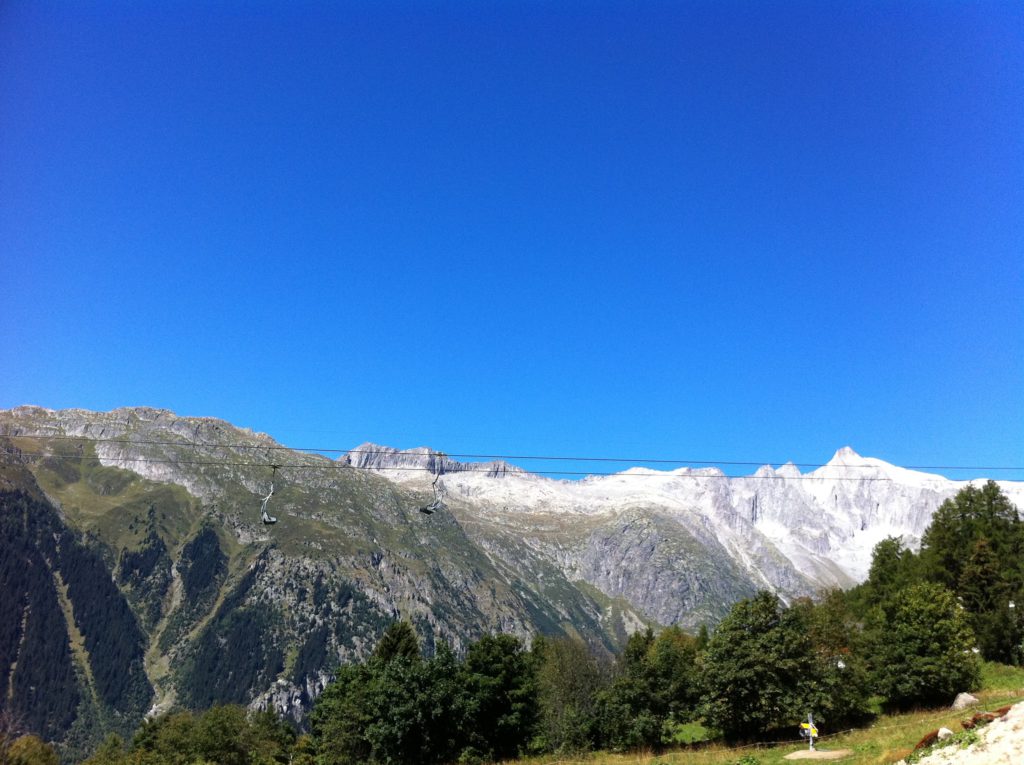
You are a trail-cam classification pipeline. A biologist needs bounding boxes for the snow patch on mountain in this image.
[351,444,1024,589]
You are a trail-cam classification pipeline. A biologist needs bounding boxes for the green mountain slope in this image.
[0,406,761,753]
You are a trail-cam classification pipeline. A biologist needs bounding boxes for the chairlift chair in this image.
[418,456,446,515]
[260,465,280,525]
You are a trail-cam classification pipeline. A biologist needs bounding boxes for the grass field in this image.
[504,663,1024,765]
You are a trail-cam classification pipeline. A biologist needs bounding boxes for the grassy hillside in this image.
[507,664,1024,765]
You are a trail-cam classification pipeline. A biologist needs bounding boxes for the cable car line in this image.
[2,433,1021,473]
[0,447,983,482]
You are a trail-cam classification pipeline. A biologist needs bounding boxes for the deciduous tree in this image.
[532,636,608,752]
[702,591,813,739]
[869,582,980,709]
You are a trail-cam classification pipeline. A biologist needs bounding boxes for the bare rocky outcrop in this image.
[346,442,523,478]
[953,692,980,711]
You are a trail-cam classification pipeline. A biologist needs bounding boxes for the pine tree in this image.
[920,482,1022,592]
[462,634,537,761]
[918,482,1023,663]
[372,621,420,663]
[959,538,1020,663]
[863,537,917,606]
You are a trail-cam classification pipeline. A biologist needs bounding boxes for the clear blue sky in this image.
[1,1,1021,479]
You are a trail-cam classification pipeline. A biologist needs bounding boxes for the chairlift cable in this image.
[0,447,942,481]
[4,434,1021,473]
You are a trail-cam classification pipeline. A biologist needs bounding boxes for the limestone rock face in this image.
[347,442,522,479]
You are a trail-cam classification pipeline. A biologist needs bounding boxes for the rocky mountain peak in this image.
[827,445,863,465]
[344,443,524,479]
[775,461,802,478]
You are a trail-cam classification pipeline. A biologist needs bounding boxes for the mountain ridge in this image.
[350,437,1022,583]
[1,405,1021,755]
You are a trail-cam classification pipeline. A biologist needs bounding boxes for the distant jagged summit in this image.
[344,442,524,478]
[828,445,864,464]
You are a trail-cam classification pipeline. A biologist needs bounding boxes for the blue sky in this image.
[1,1,1021,479]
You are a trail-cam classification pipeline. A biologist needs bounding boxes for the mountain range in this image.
[0,405,1020,755]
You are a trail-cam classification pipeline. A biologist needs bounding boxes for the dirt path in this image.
[784,749,853,760]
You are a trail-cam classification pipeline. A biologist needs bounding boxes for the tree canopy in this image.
[853,483,1023,665]
[868,582,980,709]
[701,591,871,740]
